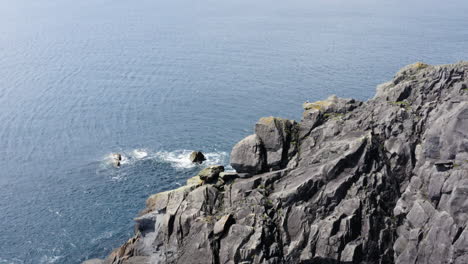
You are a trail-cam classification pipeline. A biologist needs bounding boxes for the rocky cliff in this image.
[86,62,468,264]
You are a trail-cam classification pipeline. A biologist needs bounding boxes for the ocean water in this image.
[0,0,467,263]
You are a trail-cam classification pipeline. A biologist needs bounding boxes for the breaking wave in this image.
[154,149,229,170]
[102,149,230,170]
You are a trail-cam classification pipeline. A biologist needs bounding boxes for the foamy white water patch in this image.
[153,149,229,170]
[103,149,149,167]
[133,149,148,159]
[0,258,23,264]
[39,255,63,264]
[102,149,229,171]
[91,230,116,244]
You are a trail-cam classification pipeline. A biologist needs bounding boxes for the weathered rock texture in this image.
[230,134,267,174]
[92,62,468,264]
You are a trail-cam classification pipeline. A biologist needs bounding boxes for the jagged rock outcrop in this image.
[90,62,468,264]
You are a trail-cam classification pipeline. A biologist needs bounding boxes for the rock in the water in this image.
[112,153,122,167]
[197,165,224,183]
[189,151,206,164]
[113,153,122,161]
[230,134,266,174]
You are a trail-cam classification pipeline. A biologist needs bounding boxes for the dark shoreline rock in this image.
[112,153,122,167]
[189,151,206,164]
[88,62,468,264]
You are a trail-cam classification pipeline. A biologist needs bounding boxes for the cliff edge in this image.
[86,62,468,264]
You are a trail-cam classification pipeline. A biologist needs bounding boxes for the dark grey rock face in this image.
[230,134,267,174]
[91,62,468,264]
[189,151,206,164]
[255,117,297,170]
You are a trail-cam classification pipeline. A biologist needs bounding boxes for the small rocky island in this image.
[86,62,468,264]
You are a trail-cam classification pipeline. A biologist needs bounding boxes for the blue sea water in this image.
[0,0,467,263]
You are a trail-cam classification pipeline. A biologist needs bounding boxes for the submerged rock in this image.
[189,151,206,164]
[90,62,468,264]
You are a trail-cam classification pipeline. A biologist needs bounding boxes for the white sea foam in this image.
[103,149,229,170]
[39,255,62,264]
[154,149,229,170]
[0,257,22,264]
[133,149,148,159]
[103,148,149,167]
[153,150,198,169]
[91,231,115,244]
[118,154,130,165]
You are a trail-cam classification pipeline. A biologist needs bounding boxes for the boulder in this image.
[189,151,206,164]
[230,134,266,174]
[255,117,296,169]
[113,153,122,161]
[112,153,122,167]
[197,165,224,183]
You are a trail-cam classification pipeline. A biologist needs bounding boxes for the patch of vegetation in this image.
[390,215,398,225]
[414,62,429,70]
[389,100,411,110]
[259,116,276,125]
[303,100,332,111]
[390,101,409,106]
[420,191,429,201]
[201,215,215,223]
[278,208,284,217]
